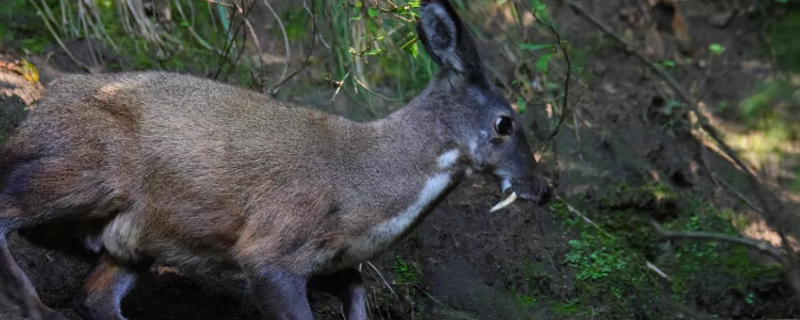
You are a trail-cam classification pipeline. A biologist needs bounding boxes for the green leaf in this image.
[658,60,676,68]
[709,43,726,55]
[364,48,383,56]
[354,1,363,8]
[402,36,420,58]
[350,14,362,21]
[531,0,546,11]
[367,8,379,18]
[536,53,552,74]
[516,97,527,114]
[519,43,554,51]
[662,100,683,115]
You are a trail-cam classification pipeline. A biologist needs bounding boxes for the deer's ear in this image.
[416,0,481,75]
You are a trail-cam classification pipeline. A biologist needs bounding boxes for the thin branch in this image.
[329,69,352,102]
[304,2,330,50]
[233,1,263,58]
[201,0,232,8]
[353,75,403,102]
[26,0,92,72]
[517,1,573,149]
[213,0,252,80]
[269,1,319,95]
[648,219,788,264]
[262,0,289,84]
[173,0,214,51]
[710,172,764,214]
[365,261,398,298]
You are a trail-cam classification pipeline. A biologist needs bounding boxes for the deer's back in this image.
[1,72,361,264]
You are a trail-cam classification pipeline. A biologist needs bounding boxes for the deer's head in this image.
[416,0,552,209]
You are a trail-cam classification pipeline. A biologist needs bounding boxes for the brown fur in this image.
[0,1,550,319]
[2,72,444,272]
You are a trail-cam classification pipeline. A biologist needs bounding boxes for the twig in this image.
[693,57,742,106]
[648,219,788,264]
[269,1,319,95]
[213,0,252,80]
[201,0,232,8]
[304,2,330,50]
[354,75,403,102]
[219,0,251,81]
[330,69,352,102]
[517,2,573,148]
[710,172,764,214]
[232,1,262,58]
[262,0,289,84]
[173,0,214,51]
[365,261,398,298]
[26,0,92,72]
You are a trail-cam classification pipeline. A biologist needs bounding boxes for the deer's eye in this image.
[494,115,514,136]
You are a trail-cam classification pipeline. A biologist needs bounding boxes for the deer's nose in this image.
[537,186,552,206]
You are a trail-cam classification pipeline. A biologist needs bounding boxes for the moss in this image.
[552,299,583,316]
[513,294,538,310]
[392,255,418,284]
[553,180,787,319]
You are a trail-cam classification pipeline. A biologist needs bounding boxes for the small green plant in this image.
[553,299,582,315]
[709,43,726,55]
[656,60,677,69]
[564,234,630,281]
[514,294,538,309]
[393,255,418,284]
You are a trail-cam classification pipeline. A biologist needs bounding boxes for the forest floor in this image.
[1,0,799,319]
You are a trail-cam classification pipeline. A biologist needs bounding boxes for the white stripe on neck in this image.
[437,149,459,169]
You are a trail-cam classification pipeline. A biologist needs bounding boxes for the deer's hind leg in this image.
[0,158,128,320]
[0,235,71,320]
[72,254,149,320]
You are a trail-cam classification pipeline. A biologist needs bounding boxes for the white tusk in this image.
[489,192,518,212]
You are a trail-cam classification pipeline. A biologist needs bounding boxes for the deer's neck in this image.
[326,106,470,269]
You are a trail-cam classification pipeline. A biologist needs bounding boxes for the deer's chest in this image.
[324,172,453,272]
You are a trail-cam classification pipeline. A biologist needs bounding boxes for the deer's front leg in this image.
[245,264,314,320]
[308,268,367,320]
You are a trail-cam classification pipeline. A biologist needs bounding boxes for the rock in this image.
[708,12,734,28]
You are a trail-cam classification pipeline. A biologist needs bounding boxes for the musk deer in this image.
[0,0,551,319]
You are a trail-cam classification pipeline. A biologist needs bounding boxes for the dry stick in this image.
[262,0,290,85]
[86,0,119,51]
[201,0,232,8]
[330,69,353,102]
[220,0,252,81]
[559,0,800,298]
[365,261,398,298]
[231,2,263,68]
[26,0,92,72]
[212,0,248,80]
[648,220,788,264]
[304,2,330,50]
[268,1,319,95]
[710,172,764,214]
[218,0,258,81]
[516,1,573,149]
[353,75,403,102]
[173,0,214,51]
